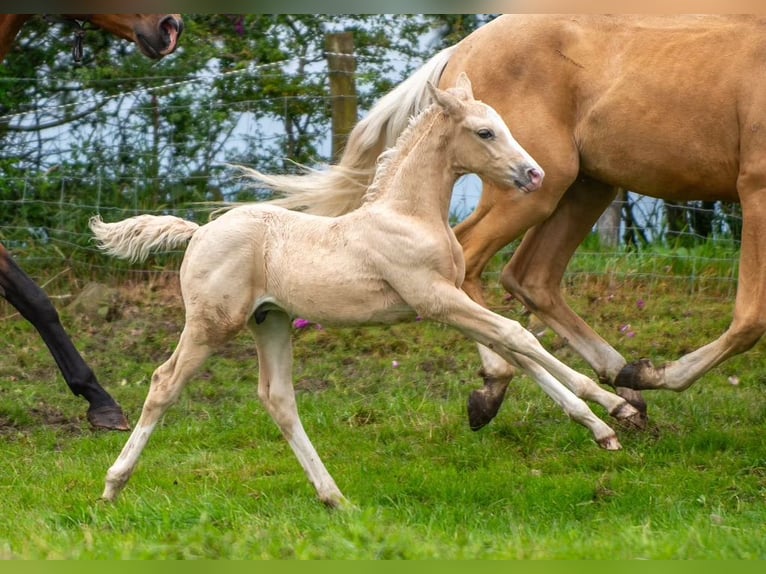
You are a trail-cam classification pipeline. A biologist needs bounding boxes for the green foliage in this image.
[564,233,740,296]
[1,15,460,270]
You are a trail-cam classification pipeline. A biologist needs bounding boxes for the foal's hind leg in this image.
[250,310,347,508]
[102,327,213,501]
[0,244,128,430]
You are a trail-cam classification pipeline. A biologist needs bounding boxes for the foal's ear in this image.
[427,81,464,116]
[454,72,474,99]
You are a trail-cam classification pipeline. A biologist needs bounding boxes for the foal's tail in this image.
[89,214,199,263]
[244,44,457,217]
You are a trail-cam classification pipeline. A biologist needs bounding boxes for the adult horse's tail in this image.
[247,45,457,216]
[89,215,198,262]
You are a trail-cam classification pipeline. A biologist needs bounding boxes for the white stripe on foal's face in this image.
[486,106,539,168]
[483,104,544,192]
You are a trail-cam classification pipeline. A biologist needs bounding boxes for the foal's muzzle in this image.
[515,165,544,193]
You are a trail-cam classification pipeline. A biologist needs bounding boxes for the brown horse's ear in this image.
[427,81,464,116]
[454,72,474,99]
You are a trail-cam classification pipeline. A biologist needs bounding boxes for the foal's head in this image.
[429,73,544,193]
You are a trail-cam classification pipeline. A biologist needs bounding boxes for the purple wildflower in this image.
[619,323,636,338]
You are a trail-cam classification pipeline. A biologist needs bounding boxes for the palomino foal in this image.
[91,75,639,507]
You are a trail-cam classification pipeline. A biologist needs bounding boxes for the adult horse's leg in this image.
[502,178,648,421]
[616,186,766,392]
[0,244,129,430]
[102,327,212,501]
[250,310,347,508]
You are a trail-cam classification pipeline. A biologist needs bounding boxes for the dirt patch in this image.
[294,378,330,393]
[0,404,83,436]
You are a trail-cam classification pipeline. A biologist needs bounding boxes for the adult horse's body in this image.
[90,75,641,507]
[0,14,183,430]
[257,14,765,429]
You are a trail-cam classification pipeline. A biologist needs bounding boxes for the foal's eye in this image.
[476,128,495,140]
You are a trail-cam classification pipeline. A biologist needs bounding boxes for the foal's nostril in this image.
[527,167,544,188]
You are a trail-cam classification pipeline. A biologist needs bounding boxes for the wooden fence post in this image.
[325,32,357,162]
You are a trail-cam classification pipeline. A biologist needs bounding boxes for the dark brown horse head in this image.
[70,14,183,59]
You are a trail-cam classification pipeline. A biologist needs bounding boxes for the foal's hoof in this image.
[320,492,354,511]
[87,405,131,431]
[467,388,504,431]
[597,434,622,451]
[616,384,649,415]
[610,401,648,431]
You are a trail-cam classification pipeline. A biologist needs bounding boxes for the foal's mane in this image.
[361,101,443,204]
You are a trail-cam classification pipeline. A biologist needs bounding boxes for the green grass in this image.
[0,268,764,559]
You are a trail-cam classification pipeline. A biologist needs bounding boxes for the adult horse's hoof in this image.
[87,405,131,431]
[614,358,659,391]
[467,377,509,431]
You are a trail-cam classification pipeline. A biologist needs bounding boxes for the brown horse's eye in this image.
[477,128,495,140]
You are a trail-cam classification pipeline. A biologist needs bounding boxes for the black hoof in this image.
[87,405,131,431]
[467,389,504,431]
[614,358,655,390]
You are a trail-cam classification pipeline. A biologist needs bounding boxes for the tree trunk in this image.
[597,187,626,248]
[665,200,687,242]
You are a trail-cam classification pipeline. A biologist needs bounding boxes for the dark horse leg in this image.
[0,244,129,430]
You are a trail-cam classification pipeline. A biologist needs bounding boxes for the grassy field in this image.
[0,262,764,559]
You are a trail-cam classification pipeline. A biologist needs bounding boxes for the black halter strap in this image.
[42,15,90,65]
[71,19,87,65]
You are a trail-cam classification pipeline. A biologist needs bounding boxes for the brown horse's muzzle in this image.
[136,15,183,59]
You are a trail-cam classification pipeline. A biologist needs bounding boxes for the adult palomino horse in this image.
[90,75,642,507]
[0,14,183,430]
[256,14,766,430]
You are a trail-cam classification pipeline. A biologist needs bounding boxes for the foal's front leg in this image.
[249,310,347,508]
[402,277,630,448]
